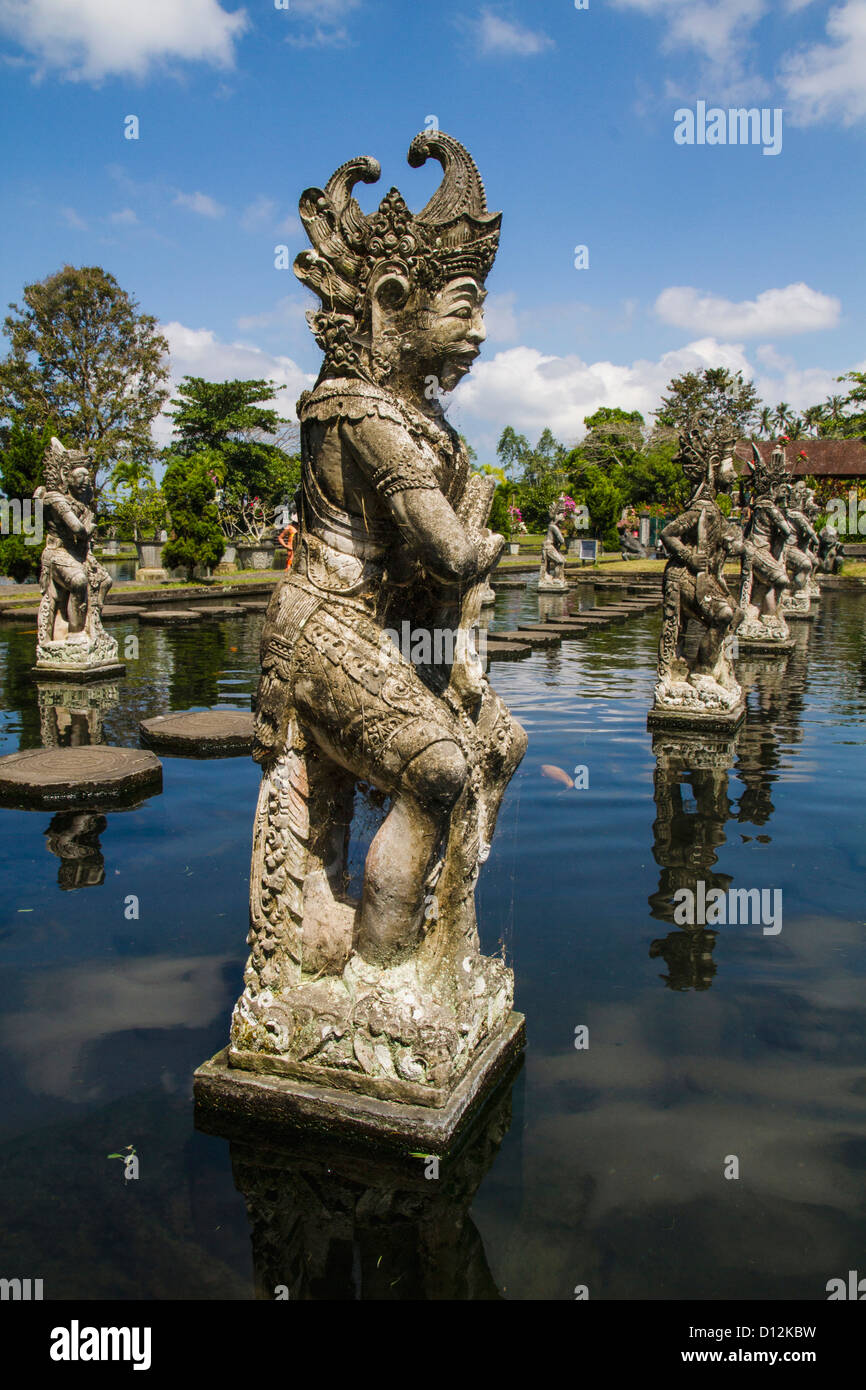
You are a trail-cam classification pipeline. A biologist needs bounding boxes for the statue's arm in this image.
[766,500,794,539]
[343,416,503,584]
[551,523,565,548]
[45,491,89,537]
[660,509,701,571]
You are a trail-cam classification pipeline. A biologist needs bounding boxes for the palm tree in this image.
[823,395,846,434]
[802,404,824,436]
[787,418,804,440]
[758,406,774,438]
[773,402,793,434]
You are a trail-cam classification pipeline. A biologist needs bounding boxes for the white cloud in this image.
[155,321,315,446]
[236,297,308,333]
[283,0,358,47]
[467,7,554,57]
[60,205,87,229]
[452,335,842,445]
[0,0,248,81]
[240,194,300,237]
[482,290,519,344]
[611,0,766,65]
[173,190,226,219]
[780,0,866,126]
[109,207,138,225]
[654,283,840,337]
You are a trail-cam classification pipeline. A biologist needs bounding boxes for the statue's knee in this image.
[405,739,468,815]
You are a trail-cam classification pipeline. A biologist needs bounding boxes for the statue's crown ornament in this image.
[746,439,790,495]
[294,131,501,363]
[674,412,737,488]
[41,437,91,493]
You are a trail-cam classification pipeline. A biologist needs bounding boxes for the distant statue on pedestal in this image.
[34,438,123,678]
[778,481,819,616]
[537,503,568,591]
[736,442,795,648]
[649,414,745,729]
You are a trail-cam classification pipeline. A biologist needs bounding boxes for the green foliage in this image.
[655,367,760,437]
[0,265,169,493]
[161,453,225,580]
[167,376,299,518]
[0,422,53,580]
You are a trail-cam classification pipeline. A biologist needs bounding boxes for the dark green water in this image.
[0,586,865,1300]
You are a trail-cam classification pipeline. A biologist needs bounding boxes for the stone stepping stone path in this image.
[485,640,531,661]
[199,606,249,619]
[102,606,143,621]
[0,746,163,810]
[491,578,528,589]
[138,609,203,625]
[496,628,562,647]
[140,709,254,757]
[0,606,40,622]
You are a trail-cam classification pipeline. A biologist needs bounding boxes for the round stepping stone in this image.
[199,606,248,619]
[102,606,142,621]
[496,628,561,647]
[0,746,162,810]
[0,606,40,622]
[485,640,531,662]
[140,709,254,757]
[238,600,270,612]
[138,609,203,625]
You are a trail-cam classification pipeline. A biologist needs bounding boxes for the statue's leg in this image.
[658,572,683,679]
[286,607,471,968]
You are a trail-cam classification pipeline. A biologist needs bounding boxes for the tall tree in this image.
[0,265,169,493]
[655,367,760,437]
[167,376,297,511]
[0,422,53,580]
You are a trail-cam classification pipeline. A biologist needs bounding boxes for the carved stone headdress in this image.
[675,412,738,493]
[745,440,790,497]
[294,131,501,374]
[41,437,90,493]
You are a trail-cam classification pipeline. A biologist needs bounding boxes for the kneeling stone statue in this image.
[223,133,528,1122]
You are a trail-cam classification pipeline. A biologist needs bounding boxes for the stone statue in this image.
[817,520,844,574]
[537,503,568,591]
[649,415,745,729]
[34,439,123,679]
[220,132,527,1129]
[736,442,795,649]
[778,480,819,617]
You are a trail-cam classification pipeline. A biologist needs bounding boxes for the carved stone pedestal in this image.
[31,660,126,683]
[195,1011,524,1150]
[647,701,745,734]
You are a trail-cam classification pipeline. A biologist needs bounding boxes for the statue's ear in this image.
[369,266,411,332]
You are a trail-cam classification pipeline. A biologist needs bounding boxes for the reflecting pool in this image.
[1,585,865,1299]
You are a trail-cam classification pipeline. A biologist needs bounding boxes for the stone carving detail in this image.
[34,439,119,672]
[652,415,744,720]
[737,442,795,644]
[778,480,819,615]
[229,132,527,1105]
[537,503,568,592]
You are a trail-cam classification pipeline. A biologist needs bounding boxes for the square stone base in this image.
[194,1011,526,1153]
[647,702,746,734]
[735,637,795,655]
[31,661,126,683]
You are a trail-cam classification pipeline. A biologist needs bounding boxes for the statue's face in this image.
[413,276,487,392]
[716,455,737,491]
[69,466,92,502]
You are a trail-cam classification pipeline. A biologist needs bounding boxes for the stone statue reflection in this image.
[648,731,737,990]
[199,1064,517,1300]
[44,812,107,889]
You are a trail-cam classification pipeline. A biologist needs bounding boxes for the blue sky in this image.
[1,0,864,458]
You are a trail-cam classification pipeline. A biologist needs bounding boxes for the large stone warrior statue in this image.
[34,438,122,678]
[227,133,527,1119]
[737,441,795,647]
[649,415,745,729]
